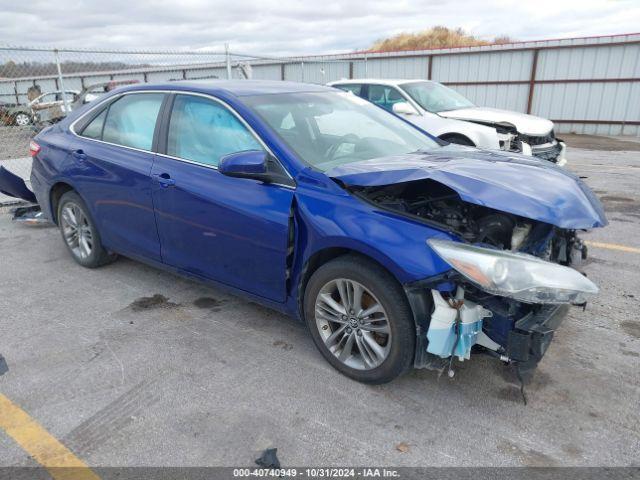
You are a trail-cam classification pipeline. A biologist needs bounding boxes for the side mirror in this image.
[392,101,419,116]
[219,150,271,182]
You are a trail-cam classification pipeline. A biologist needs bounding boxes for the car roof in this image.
[120,80,334,97]
[327,79,432,87]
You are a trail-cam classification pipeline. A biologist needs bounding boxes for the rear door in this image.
[69,92,165,261]
[151,93,295,302]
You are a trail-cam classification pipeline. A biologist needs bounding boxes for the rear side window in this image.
[334,84,362,96]
[167,94,262,167]
[99,93,164,150]
[80,109,107,140]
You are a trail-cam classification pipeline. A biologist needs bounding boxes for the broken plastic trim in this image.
[12,205,50,226]
[0,166,37,203]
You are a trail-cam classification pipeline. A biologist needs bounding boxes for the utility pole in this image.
[54,49,70,115]
[225,43,232,80]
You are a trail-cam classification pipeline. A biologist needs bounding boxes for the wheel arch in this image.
[49,181,76,224]
[438,132,475,146]
[295,243,410,321]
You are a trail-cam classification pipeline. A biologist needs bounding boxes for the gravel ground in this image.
[0,141,638,468]
[0,126,35,161]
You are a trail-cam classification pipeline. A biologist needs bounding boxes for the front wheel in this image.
[304,255,415,384]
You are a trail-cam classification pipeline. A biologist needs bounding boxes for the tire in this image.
[57,191,117,268]
[304,255,415,384]
[13,112,31,127]
[440,134,475,147]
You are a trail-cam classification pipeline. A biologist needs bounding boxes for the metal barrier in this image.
[0,46,238,203]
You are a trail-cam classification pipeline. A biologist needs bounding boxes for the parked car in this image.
[28,82,141,133]
[25,81,604,385]
[328,79,567,166]
[0,99,35,126]
[30,90,79,124]
[70,80,140,110]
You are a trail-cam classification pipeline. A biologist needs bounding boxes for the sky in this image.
[1,0,639,56]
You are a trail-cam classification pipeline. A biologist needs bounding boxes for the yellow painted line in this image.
[0,393,100,480]
[585,241,640,254]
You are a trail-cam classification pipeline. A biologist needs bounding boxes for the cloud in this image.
[0,0,638,56]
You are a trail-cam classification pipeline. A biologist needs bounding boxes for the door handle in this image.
[72,149,87,161]
[153,173,176,188]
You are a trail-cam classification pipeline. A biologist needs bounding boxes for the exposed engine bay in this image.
[353,178,591,386]
[354,178,587,265]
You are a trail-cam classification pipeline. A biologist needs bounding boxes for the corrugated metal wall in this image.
[280,34,640,136]
[2,33,639,135]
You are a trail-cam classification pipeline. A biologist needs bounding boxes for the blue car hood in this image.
[327,147,607,229]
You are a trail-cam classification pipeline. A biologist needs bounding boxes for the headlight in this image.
[427,238,598,304]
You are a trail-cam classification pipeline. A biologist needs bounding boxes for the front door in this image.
[151,93,294,302]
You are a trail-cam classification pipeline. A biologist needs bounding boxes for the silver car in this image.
[29,90,79,124]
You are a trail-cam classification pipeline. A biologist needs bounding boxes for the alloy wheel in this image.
[14,113,30,126]
[60,202,93,260]
[314,278,391,370]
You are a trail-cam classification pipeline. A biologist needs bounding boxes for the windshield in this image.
[244,91,440,171]
[402,81,474,113]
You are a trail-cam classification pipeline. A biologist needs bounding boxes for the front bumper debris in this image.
[530,140,567,165]
[0,166,37,203]
[507,304,569,371]
[12,205,50,226]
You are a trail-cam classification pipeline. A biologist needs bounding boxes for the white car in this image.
[328,79,567,166]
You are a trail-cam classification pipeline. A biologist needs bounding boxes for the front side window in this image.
[402,81,474,113]
[245,91,439,171]
[101,93,164,150]
[366,85,406,112]
[32,93,54,106]
[167,94,262,167]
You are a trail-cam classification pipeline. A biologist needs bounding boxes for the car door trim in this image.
[69,89,296,189]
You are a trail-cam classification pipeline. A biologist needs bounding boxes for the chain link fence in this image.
[0,45,356,205]
[0,45,265,203]
[3,35,638,204]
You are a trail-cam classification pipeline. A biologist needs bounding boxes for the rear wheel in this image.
[304,255,415,384]
[57,191,117,268]
[13,112,31,126]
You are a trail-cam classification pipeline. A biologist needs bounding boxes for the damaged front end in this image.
[328,152,606,382]
[491,124,567,166]
[356,178,596,377]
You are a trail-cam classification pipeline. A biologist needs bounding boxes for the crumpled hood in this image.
[327,147,606,229]
[439,107,554,136]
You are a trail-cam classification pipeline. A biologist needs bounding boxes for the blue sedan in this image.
[28,81,605,384]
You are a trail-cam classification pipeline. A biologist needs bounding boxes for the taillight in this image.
[29,140,41,157]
